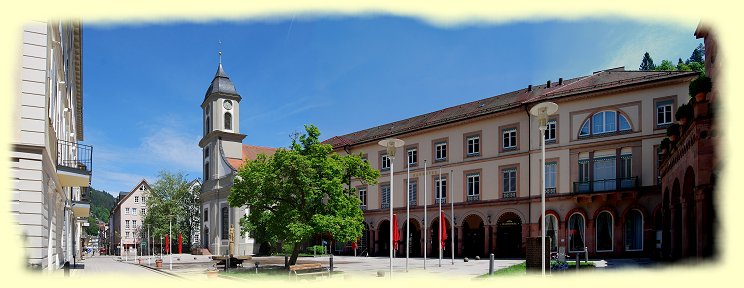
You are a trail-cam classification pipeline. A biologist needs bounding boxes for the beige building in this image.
[109,180,149,256]
[198,58,276,256]
[326,67,697,259]
[10,20,92,270]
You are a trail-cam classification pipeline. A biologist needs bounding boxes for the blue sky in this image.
[82,16,702,195]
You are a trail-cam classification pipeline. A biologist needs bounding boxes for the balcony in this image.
[57,140,93,188]
[573,176,638,193]
[502,192,516,199]
[435,198,446,204]
[71,187,90,218]
[545,188,557,195]
[359,205,367,211]
[467,195,480,202]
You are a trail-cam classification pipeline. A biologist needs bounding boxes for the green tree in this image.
[86,216,99,236]
[639,52,655,70]
[142,171,195,251]
[677,58,692,71]
[689,61,705,74]
[229,125,379,265]
[655,60,676,71]
[689,43,705,64]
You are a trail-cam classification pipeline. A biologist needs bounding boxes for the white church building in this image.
[199,56,275,256]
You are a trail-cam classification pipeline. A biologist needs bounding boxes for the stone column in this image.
[680,200,691,258]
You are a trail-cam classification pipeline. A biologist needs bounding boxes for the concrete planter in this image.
[206,270,219,278]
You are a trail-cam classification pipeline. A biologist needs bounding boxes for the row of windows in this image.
[546,210,644,253]
[379,120,558,170]
[364,153,632,209]
[124,208,146,215]
[124,220,138,229]
[133,196,146,203]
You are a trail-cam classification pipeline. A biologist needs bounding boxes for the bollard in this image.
[576,253,579,271]
[584,247,589,264]
[330,254,334,272]
[255,262,260,274]
[489,253,494,275]
[63,261,70,277]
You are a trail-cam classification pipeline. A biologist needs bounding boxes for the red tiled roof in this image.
[227,144,277,170]
[323,68,698,148]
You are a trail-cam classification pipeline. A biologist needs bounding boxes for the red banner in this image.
[178,234,182,254]
[440,212,447,249]
[393,214,400,250]
[165,234,169,254]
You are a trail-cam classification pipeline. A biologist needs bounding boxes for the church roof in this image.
[204,63,239,99]
[226,144,278,171]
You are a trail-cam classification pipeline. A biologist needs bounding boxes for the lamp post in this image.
[378,138,404,278]
[529,101,558,277]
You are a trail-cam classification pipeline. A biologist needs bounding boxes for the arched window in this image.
[568,213,585,252]
[579,111,632,137]
[224,112,232,130]
[545,214,559,252]
[624,209,644,251]
[596,211,613,252]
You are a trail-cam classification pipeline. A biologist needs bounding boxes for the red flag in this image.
[178,233,182,254]
[165,234,169,254]
[440,212,447,249]
[392,214,400,251]
[352,242,358,250]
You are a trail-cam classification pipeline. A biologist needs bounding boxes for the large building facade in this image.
[198,59,276,256]
[11,20,92,270]
[108,180,149,256]
[326,67,699,259]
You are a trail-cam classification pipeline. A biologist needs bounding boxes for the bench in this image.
[212,255,252,268]
[288,263,330,279]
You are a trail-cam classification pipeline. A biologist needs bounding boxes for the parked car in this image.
[99,247,107,255]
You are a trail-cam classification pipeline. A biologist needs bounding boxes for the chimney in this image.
[559,78,563,85]
[528,85,532,91]
[547,80,551,88]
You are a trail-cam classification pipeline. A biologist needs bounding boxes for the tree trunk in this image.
[289,242,302,266]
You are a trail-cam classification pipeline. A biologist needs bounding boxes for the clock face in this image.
[223,100,232,110]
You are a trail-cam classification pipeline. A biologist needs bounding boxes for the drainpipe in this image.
[524,105,532,238]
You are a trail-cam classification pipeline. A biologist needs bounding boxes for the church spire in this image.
[218,40,222,65]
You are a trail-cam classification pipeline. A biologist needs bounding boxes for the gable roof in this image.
[323,68,698,149]
[113,179,151,209]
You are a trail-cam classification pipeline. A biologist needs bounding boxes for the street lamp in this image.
[169,215,173,271]
[529,101,558,277]
[378,138,404,278]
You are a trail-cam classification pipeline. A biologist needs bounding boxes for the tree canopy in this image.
[142,171,199,250]
[229,124,379,265]
[639,52,655,71]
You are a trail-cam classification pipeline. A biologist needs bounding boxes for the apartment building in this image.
[109,180,149,256]
[11,20,93,270]
[325,67,698,259]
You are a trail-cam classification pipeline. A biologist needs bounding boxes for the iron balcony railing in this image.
[75,187,90,203]
[359,204,367,211]
[573,176,638,193]
[435,198,446,204]
[545,187,557,195]
[503,192,516,199]
[57,140,93,175]
[467,195,480,202]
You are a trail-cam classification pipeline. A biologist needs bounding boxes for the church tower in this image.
[198,52,246,183]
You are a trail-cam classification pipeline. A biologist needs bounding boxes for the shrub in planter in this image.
[675,104,693,125]
[689,75,712,101]
[659,138,671,154]
[666,123,680,141]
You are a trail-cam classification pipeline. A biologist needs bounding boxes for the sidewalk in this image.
[60,255,172,278]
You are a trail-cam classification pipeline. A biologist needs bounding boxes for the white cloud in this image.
[141,127,202,172]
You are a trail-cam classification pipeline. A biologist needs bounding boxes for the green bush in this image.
[307,245,325,255]
[675,104,693,121]
[689,75,712,97]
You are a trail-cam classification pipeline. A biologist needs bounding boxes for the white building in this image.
[109,180,149,256]
[198,57,275,256]
[10,20,92,271]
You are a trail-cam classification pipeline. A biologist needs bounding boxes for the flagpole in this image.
[423,160,427,270]
[450,169,454,265]
[438,168,442,268]
[406,162,410,272]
